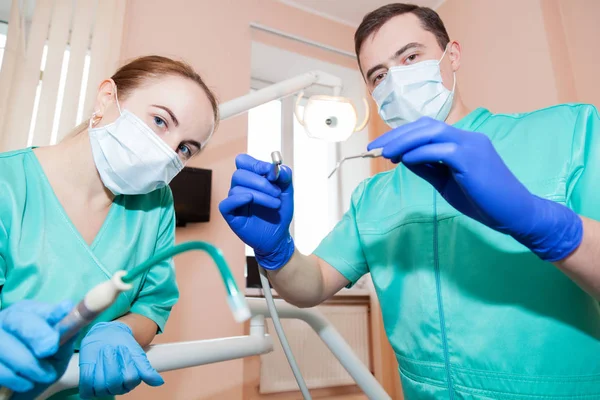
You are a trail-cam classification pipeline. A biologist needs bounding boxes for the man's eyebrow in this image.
[366,42,424,81]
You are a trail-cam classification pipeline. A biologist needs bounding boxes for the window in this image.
[0,21,7,72]
[246,95,339,257]
[293,104,337,254]
[26,44,91,146]
[247,98,282,161]
[245,98,282,257]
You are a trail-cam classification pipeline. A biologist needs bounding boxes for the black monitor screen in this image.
[246,256,273,289]
[169,167,212,226]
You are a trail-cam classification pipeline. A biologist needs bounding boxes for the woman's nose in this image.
[161,135,180,154]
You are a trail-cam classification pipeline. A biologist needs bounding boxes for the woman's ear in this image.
[92,79,117,119]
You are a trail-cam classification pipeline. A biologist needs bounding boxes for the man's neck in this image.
[445,93,471,125]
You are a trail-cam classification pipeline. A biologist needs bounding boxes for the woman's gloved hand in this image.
[219,154,295,270]
[0,300,75,398]
[78,321,163,399]
[369,117,582,261]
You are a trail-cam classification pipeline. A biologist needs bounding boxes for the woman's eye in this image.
[154,116,167,128]
[178,144,191,158]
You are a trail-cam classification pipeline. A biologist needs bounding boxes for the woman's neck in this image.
[37,130,114,208]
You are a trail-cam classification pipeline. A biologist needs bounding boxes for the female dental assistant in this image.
[0,55,218,399]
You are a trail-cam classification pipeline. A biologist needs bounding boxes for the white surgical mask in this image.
[88,89,184,195]
[372,46,456,128]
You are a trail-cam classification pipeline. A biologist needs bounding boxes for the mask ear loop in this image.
[438,43,457,92]
[88,84,122,129]
[88,111,101,129]
[114,85,123,115]
[438,44,450,65]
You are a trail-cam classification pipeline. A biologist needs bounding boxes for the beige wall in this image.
[436,0,600,113]
[118,1,355,399]
[557,0,600,107]
[438,0,559,113]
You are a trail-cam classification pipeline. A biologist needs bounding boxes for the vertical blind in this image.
[0,0,125,151]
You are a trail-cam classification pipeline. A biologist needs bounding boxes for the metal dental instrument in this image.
[327,147,383,179]
[270,151,282,181]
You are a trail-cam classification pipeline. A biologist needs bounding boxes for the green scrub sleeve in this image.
[0,220,6,309]
[0,257,5,310]
[314,181,369,287]
[566,105,600,220]
[129,187,180,333]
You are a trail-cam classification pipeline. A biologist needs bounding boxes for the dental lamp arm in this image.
[218,71,343,120]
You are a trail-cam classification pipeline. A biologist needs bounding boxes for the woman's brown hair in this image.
[67,55,218,137]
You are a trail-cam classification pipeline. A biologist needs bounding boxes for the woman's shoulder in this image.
[0,147,33,163]
[0,148,34,183]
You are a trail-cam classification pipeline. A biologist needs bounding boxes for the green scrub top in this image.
[0,148,179,399]
[315,104,600,399]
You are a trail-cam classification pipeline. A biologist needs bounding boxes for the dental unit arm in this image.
[219,71,344,120]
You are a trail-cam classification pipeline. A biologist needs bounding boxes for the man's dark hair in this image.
[354,3,450,69]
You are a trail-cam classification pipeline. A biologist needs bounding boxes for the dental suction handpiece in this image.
[0,241,246,399]
[0,273,132,400]
[55,271,133,344]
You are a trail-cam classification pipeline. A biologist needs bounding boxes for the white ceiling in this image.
[0,1,446,27]
[0,0,37,23]
[278,0,445,27]
[0,0,11,23]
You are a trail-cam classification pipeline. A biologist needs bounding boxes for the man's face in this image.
[359,13,459,93]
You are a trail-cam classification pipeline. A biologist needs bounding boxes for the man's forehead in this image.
[359,13,436,70]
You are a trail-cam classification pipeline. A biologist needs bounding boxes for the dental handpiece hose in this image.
[261,151,312,400]
[122,241,250,322]
[0,241,248,400]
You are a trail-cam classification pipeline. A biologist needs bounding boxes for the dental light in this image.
[294,92,369,142]
[220,71,369,143]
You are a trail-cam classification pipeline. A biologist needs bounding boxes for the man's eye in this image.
[373,72,387,85]
[406,54,418,64]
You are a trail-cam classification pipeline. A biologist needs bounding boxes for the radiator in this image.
[259,304,371,394]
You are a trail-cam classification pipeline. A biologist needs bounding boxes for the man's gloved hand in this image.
[78,321,163,399]
[368,117,582,261]
[0,300,75,399]
[219,154,295,270]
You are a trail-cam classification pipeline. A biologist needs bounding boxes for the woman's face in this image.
[93,75,216,162]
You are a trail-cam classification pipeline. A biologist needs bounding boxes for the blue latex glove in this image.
[0,300,75,397]
[219,154,295,270]
[78,321,163,399]
[368,117,583,261]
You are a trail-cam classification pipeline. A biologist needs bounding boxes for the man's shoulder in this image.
[486,103,597,128]
[349,166,406,211]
